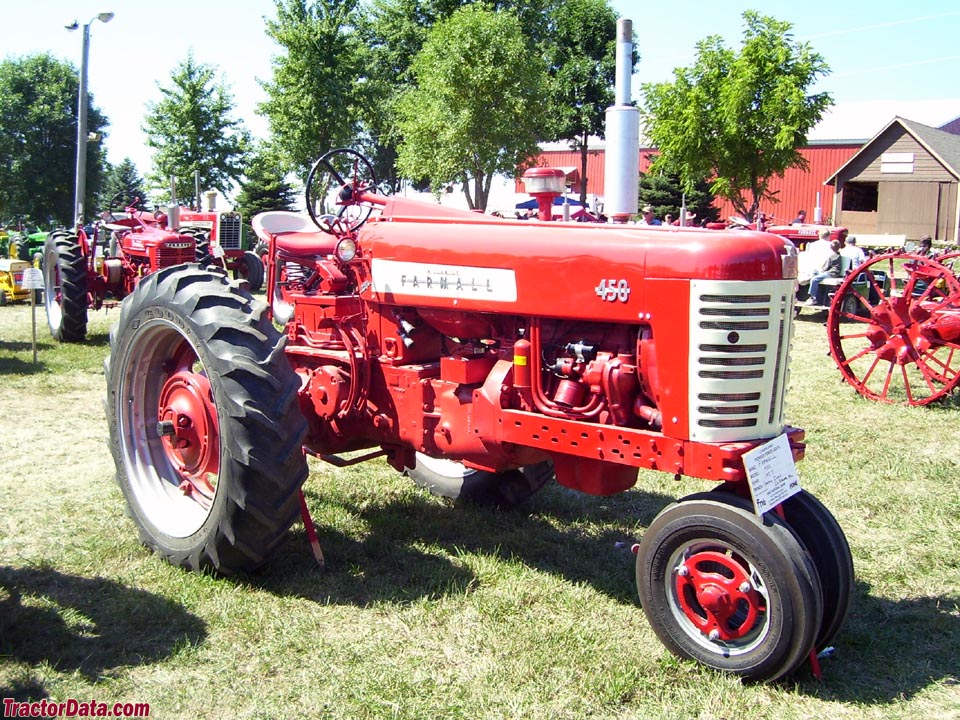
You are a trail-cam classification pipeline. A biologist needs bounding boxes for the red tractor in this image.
[43,194,197,342]
[105,149,852,682]
[178,203,265,292]
[708,215,849,251]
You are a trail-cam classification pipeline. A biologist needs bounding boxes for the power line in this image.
[803,11,960,40]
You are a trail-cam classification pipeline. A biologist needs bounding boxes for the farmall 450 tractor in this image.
[105,148,853,682]
[43,194,197,342]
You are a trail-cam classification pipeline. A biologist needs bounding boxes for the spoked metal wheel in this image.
[105,265,308,573]
[636,498,822,682]
[827,252,960,404]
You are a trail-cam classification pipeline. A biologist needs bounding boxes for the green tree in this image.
[234,148,296,225]
[394,5,548,211]
[357,0,556,191]
[0,53,108,227]
[259,0,364,179]
[641,11,831,221]
[638,164,719,226]
[545,0,621,206]
[143,52,250,206]
[100,157,148,212]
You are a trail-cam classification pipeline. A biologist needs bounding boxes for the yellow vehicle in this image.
[0,257,31,306]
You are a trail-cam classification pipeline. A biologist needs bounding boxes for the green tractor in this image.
[8,230,49,266]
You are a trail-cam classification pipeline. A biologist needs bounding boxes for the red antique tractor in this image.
[105,149,852,682]
[178,204,265,292]
[825,249,960,405]
[709,215,849,251]
[43,194,197,342]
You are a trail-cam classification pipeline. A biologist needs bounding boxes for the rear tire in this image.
[105,265,308,574]
[43,231,88,342]
[406,454,552,508]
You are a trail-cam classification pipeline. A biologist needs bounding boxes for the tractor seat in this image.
[252,211,336,256]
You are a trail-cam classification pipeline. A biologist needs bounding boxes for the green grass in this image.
[1,304,958,719]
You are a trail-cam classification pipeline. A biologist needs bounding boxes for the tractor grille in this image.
[154,245,195,268]
[688,280,795,442]
[219,213,242,250]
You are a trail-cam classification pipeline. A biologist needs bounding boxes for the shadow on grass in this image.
[792,580,959,702]
[0,564,207,697]
[256,482,673,609]
[0,355,47,375]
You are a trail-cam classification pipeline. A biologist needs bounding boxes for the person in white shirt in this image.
[840,236,865,267]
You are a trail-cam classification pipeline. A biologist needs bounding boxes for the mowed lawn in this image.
[1,301,958,719]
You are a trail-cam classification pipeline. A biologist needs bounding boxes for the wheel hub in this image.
[157,370,219,500]
[676,550,761,642]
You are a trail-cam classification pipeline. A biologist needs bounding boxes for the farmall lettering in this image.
[106,147,851,684]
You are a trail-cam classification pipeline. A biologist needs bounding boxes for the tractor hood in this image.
[360,214,795,322]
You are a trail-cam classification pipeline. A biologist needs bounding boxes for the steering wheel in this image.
[305,148,378,234]
[107,191,146,218]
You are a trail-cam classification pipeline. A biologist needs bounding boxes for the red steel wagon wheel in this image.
[827,253,960,405]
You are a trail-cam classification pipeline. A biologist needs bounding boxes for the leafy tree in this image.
[0,53,108,227]
[259,0,364,179]
[143,52,250,206]
[357,0,555,191]
[544,0,621,205]
[641,11,831,221]
[394,5,549,211]
[100,157,148,212]
[234,148,297,226]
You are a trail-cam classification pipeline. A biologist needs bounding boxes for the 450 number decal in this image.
[594,278,631,303]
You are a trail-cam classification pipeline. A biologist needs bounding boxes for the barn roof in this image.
[824,116,960,185]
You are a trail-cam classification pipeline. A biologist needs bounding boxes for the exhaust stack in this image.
[603,19,639,223]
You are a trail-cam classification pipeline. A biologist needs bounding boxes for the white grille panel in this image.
[219,213,242,250]
[688,280,795,442]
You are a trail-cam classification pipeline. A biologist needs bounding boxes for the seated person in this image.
[805,240,843,304]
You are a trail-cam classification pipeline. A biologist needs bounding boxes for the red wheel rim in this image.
[157,362,220,508]
[674,549,763,642]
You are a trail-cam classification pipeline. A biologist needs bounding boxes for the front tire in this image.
[43,231,88,342]
[105,265,309,574]
[235,250,265,292]
[636,498,822,682]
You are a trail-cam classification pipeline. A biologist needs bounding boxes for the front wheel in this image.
[406,454,553,509]
[636,498,822,682]
[105,265,309,574]
[234,250,265,292]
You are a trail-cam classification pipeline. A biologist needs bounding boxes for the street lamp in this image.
[67,12,114,228]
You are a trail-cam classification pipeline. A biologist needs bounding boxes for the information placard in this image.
[22,267,43,290]
[742,433,802,515]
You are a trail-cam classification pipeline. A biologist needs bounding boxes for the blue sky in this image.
[3,1,959,174]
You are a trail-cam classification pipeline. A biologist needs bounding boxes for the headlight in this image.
[335,237,357,263]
